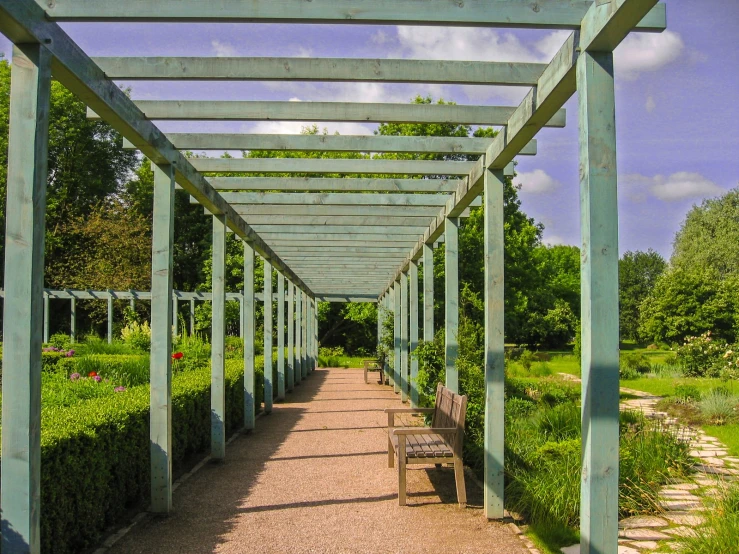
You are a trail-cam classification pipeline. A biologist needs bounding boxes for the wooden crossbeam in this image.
[206,177,463,192]
[383,0,665,292]
[95,57,547,86]
[234,215,435,226]
[249,225,428,235]
[227,206,472,218]
[0,0,313,297]
[90,101,566,127]
[38,0,666,31]
[190,158,485,175]
[215,192,456,207]
[125,134,537,155]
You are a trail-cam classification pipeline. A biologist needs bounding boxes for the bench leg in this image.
[364,368,368,384]
[398,439,407,506]
[388,437,394,468]
[453,456,467,508]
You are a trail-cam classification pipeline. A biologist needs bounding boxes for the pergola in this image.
[0,1,667,553]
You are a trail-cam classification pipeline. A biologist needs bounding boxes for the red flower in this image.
[88,371,97,377]
[172,352,184,360]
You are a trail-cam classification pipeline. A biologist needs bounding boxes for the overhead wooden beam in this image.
[216,192,458,207]
[227,205,476,217]
[95,57,546,86]
[207,177,464,192]
[258,233,421,242]
[125,134,538,156]
[90,101,567,127]
[251,225,428,235]
[384,0,662,290]
[315,295,378,303]
[38,0,666,31]
[238,215,436,226]
[0,0,313,298]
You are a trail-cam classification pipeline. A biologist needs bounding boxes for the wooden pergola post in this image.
[107,289,114,343]
[277,272,286,400]
[264,259,273,413]
[400,269,409,402]
[172,294,178,337]
[243,241,256,430]
[484,168,506,520]
[211,214,227,459]
[423,243,434,343]
[393,279,401,395]
[578,49,620,554]
[1,42,51,554]
[287,281,295,391]
[43,295,50,344]
[150,163,176,513]
[445,217,459,393]
[409,260,419,408]
[301,293,308,378]
[190,298,195,335]
[70,296,76,343]
[295,288,302,385]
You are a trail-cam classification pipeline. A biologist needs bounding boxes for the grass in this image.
[676,481,739,553]
[620,377,729,397]
[702,424,739,456]
[317,355,367,368]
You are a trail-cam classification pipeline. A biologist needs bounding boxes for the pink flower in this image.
[93,375,102,382]
[70,373,81,381]
[114,386,126,392]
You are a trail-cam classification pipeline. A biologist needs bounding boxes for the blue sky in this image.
[1,0,737,260]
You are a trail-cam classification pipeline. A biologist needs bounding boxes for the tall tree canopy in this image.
[618,249,666,341]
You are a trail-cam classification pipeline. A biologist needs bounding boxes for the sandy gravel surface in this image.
[109,368,527,554]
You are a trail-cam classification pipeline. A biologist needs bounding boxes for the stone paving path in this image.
[560,379,739,553]
[106,367,528,554]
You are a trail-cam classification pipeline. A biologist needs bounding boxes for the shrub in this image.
[24,360,262,553]
[676,331,726,377]
[622,352,652,374]
[519,349,535,371]
[48,332,72,351]
[674,384,702,403]
[699,389,739,425]
[120,320,151,352]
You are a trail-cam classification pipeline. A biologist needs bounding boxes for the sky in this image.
[1,0,737,260]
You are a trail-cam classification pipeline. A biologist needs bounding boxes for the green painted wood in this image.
[258,234,420,243]
[400,271,409,403]
[129,292,135,313]
[423,244,434,343]
[316,295,377,303]
[107,290,114,344]
[235,215,437,227]
[386,287,395,389]
[191,158,479,176]
[287,281,295,391]
[307,299,313,373]
[302,293,308,379]
[172,296,178,337]
[393,280,401,395]
[445,217,459,393]
[70,297,76,343]
[43,296,50,344]
[264,259,273,413]
[41,0,667,31]
[249,225,429,234]
[1,42,51,554]
[409,261,420,408]
[95,56,546,85]
[208,177,464,193]
[578,50,620,554]
[126,135,537,156]
[295,289,302,384]
[239,295,244,339]
[229,205,475,217]
[277,272,286,401]
[314,300,319,372]
[190,298,195,335]
[93,101,567,127]
[243,242,255,429]
[150,163,176,514]
[275,246,412,254]
[280,253,410,260]
[0,0,312,298]
[484,168,506,520]
[211,214,227,460]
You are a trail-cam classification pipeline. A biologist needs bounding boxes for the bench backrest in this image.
[431,383,467,454]
[363,359,382,370]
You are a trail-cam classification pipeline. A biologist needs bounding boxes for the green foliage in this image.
[676,331,727,377]
[621,352,652,376]
[677,482,739,554]
[21,359,262,553]
[48,332,73,351]
[619,250,666,341]
[699,389,739,425]
[674,384,702,403]
[120,319,152,352]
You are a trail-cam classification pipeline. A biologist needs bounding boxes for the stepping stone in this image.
[695,464,733,475]
[628,541,660,550]
[619,529,671,541]
[696,477,721,486]
[666,483,699,490]
[661,500,702,510]
[663,512,705,525]
[619,516,669,529]
[659,491,700,499]
[703,457,726,467]
[664,526,698,538]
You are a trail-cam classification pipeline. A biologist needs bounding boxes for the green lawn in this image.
[620,377,729,397]
[702,424,739,457]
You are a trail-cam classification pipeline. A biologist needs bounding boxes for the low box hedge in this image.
[3,359,264,553]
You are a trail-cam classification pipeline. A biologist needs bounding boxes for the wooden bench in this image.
[363,358,384,384]
[385,383,467,507]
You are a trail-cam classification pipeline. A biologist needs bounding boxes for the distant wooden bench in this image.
[363,359,383,384]
[385,383,468,507]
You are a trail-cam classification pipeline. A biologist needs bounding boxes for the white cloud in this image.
[294,47,313,58]
[211,40,236,58]
[245,121,375,136]
[372,30,391,45]
[393,26,567,63]
[623,172,724,202]
[645,95,656,113]
[614,30,684,79]
[516,169,560,194]
[543,234,567,246]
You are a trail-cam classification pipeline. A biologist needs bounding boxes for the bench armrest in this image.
[384,408,434,414]
[392,427,458,436]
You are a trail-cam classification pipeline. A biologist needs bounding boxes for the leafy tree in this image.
[638,268,738,344]
[672,188,739,278]
[619,249,666,341]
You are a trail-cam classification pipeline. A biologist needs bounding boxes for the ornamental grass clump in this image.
[677,481,739,553]
[699,388,739,425]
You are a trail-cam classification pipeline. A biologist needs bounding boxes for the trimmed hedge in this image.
[32,359,264,553]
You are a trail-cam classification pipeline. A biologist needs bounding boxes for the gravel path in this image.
[109,367,527,554]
